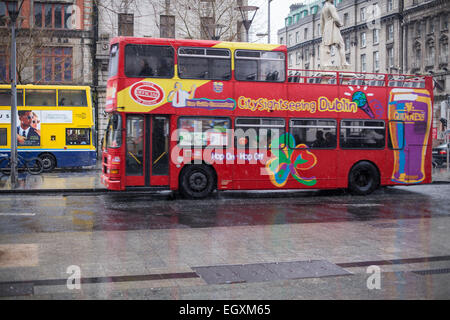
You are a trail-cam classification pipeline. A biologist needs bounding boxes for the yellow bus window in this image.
[0,89,23,106]
[58,90,87,107]
[25,89,56,106]
[0,128,6,146]
[66,128,90,145]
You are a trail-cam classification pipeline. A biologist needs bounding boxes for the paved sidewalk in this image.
[0,166,449,193]
[0,168,105,192]
[432,166,450,183]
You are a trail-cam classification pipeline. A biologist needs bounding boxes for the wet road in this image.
[0,184,448,234]
[1,184,450,299]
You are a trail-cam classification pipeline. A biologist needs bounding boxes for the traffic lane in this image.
[98,186,442,229]
[0,184,448,235]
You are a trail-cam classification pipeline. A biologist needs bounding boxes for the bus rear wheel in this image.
[348,161,379,195]
[39,153,56,172]
[180,165,215,199]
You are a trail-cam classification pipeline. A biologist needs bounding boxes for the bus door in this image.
[125,115,169,187]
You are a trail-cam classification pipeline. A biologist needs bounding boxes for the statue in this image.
[320,0,349,69]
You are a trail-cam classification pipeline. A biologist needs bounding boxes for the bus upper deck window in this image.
[178,47,231,80]
[0,89,23,106]
[124,44,174,78]
[235,50,285,82]
[108,44,119,77]
[25,89,56,106]
[58,90,87,107]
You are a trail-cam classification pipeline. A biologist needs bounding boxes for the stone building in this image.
[278,0,449,145]
[0,0,94,86]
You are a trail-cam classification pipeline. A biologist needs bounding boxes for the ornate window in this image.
[160,15,175,38]
[34,47,73,83]
[360,32,366,48]
[373,51,379,72]
[373,29,379,44]
[387,24,394,41]
[361,54,366,72]
[34,2,76,29]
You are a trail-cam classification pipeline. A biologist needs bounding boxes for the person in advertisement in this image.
[168,82,197,108]
[17,110,40,146]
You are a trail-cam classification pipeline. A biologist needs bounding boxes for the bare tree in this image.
[96,0,243,41]
[169,0,242,40]
[0,18,52,84]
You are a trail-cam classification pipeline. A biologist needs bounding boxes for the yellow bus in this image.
[0,84,96,171]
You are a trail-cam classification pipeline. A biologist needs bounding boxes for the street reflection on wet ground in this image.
[0,184,448,234]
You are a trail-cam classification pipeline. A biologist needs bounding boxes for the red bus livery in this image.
[101,37,433,198]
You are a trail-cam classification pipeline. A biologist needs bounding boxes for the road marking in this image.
[0,212,36,216]
[329,203,383,207]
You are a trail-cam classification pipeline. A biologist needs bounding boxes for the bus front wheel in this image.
[39,153,56,172]
[348,161,380,195]
[179,165,215,199]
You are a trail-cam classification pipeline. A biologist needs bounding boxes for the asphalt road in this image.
[0,184,449,299]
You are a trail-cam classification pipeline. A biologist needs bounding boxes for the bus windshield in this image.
[105,113,122,148]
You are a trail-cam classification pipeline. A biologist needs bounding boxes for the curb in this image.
[0,181,449,195]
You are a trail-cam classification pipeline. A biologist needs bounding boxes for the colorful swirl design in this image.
[266,133,317,187]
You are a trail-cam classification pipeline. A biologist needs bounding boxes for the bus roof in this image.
[110,36,287,52]
[0,84,91,90]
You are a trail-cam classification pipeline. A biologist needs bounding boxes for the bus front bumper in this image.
[101,174,122,190]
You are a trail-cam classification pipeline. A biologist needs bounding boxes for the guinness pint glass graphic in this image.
[388,89,432,184]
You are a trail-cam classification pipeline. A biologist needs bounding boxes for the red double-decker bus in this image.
[101,36,433,198]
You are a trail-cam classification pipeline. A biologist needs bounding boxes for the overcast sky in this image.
[249,0,315,43]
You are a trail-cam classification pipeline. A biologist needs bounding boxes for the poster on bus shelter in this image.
[16,110,41,146]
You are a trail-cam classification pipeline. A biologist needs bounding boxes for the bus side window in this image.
[58,90,87,107]
[178,47,231,80]
[66,128,90,145]
[290,119,337,149]
[235,50,285,83]
[177,116,230,148]
[26,89,56,106]
[0,128,7,146]
[235,118,285,149]
[125,44,174,78]
[340,120,385,149]
[0,89,23,106]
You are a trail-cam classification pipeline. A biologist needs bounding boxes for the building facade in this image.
[278,0,449,145]
[0,0,94,86]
